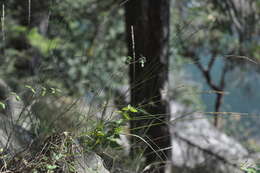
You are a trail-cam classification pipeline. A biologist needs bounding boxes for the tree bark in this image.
[125,0,171,172]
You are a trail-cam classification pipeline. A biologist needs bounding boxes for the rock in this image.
[74,151,110,173]
[0,79,10,100]
[0,131,110,173]
[0,114,34,155]
[40,133,110,173]
[0,79,110,172]
[0,79,34,130]
[170,101,253,173]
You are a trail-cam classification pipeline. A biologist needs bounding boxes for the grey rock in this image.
[71,142,110,173]
[0,79,34,130]
[75,152,110,173]
[0,79,109,173]
[0,114,34,155]
[170,101,252,173]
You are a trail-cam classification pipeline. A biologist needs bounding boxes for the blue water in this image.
[181,55,260,139]
[185,57,260,114]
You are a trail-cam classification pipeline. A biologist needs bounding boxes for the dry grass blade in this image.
[1,4,5,43]
[121,133,165,162]
[224,55,258,64]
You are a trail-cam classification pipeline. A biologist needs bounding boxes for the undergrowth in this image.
[0,82,152,173]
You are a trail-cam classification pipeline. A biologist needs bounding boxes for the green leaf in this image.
[96,130,105,137]
[124,56,132,64]
[25,85,36,94]
[122,112,131,120]
[27,28,60,55]
[107,137,121,148]
[0,102,6,109]
[115,110,123,114]
[122,107,128,111]
[50,88,62,95]
[10,92,21,101]
[53,153,63,160]
[128,105,138,112]
[46,164,58,170]
[115,119,124,125]
[41,87,47,96]
[51,88,56,94]
[122,105,138,113]
[56,88,62,93]
[241,167,257,173]
[114,127,122,134]
[139,57,146,67]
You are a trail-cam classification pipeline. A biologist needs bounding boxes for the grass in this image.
[0,81,165,173]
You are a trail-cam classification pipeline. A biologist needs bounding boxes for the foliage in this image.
[0,0,259,172]
[241,165,260,173]
[169,54,205,110]
[0,132,77,173]
[81,104,137,151]
[170,0,260,136]
[1,0,127,96]
[0,101,6,109]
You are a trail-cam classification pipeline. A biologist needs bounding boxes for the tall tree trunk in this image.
[125,0,171,172]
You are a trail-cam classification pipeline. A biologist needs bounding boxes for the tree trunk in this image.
[125,0,171,172]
